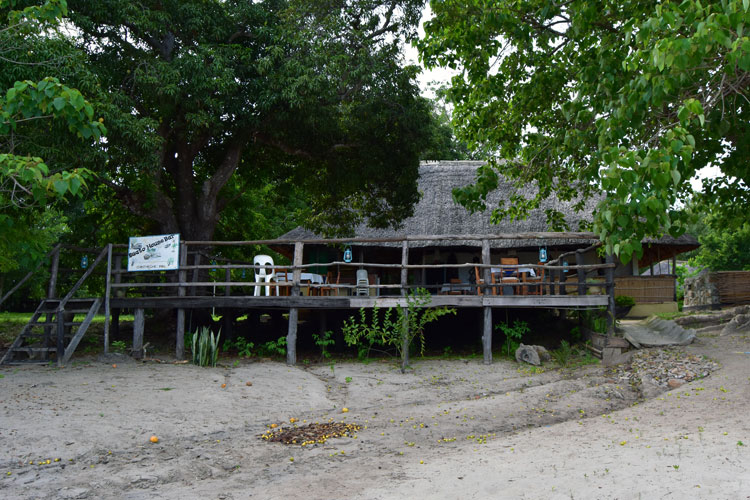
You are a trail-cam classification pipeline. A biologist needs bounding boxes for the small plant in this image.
[495,320,530,359]
[312,330,335,360]
[342,288,456,372]
[442,345,453,358]
[223,337,254,357]
[258,336,287,357]
[191,326,221,367]
[111,340,127,353]
[551,340,573,368]
[345,376,352,383]
[615,295,636,307]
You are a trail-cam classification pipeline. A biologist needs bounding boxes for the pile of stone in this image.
[613,348,719,391]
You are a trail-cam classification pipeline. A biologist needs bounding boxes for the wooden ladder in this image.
[0,298,101,366]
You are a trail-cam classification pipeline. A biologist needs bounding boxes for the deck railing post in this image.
[176,242,187,360]
[111,254,122,340]
[104,244,113,354]
[576,249,586,296]
[400,240,409,372]
[481,239,492,364]
[606,253,616,336]
[287,241,304,365]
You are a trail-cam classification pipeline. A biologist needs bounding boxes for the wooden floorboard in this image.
[111,294,608,309]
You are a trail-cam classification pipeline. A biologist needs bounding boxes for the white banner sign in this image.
[127,234,180,271]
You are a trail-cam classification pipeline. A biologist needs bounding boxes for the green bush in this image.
[495,320,530,359]
[615,295,635,307]
[191,326,221,367]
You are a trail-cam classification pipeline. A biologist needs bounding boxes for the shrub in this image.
[191,326,221,367]
[495,320,530,359]
[615,295,636,307]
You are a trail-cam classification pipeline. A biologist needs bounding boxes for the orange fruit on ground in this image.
[246,381,252,386]
[270,423,278,428]
[149,435,159,443]
[112,364,117,368]
[290,417,297,423]
[221,383,226,388]
[342,408,349,413]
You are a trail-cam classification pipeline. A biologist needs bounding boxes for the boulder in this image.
[515,344,541,366]
[722,313,750,335]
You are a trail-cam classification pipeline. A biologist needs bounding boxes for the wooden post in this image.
[223,267,233,342]
[575,249,586,296]
[103,244,113,354]
[176,242,187,360]
[672,255,677,301]
[400,240,409,372]
[481,240,492,364]
[45,246,61,361]
[133,308,144,359]
[56,305,65,367]
[111,255,122,340]
[287,241,303,365]
[605,254,616,336]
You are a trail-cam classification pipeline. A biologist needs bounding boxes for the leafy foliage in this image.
[312,330,335,361]
[495,319,530,359]
[342,288,456,369]
[419,0,750,262]
[64,0,434,241]
[191,326,221,367]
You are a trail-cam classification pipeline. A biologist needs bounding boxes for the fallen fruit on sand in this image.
[246,381,252,386]
[271,423,278,428]
[342,408,349,413]
[221,383,227,388]
[290,417,297,423]
[150,436,159,443]
[112,364,117,368]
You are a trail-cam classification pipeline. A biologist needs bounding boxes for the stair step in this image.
[10,347,57,353]
[27,322,82,327]
[38,308,97,314]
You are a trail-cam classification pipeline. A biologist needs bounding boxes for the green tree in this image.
[419,0,750,262]
[0,0,105,276]
[65,0,434,242]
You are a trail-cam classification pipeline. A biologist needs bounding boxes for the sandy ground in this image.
[1,329,748,499]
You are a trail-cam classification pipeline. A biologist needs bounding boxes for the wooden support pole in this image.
[104,244,113,354]
[672,255,677,301]
[45,246,61,360]
[400,241,409,372]
[483,306,493,365]
[481,239,492,364]
[176,242,187,360]
[287,241,303,365]
[112,255,122,340]
[133,308,145,359]
[223,267,233,342]
[56,305,65,367]
[575,249,586,296]
[606,253,616,336]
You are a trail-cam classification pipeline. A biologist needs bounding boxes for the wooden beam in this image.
[575,249,586,296]
[401,240,409,372]
[176,242,187,360]
[483,306,492,365]
[287,241,303,365]
[104,244,113,354]
[606,254,616,335]
[133,308,144,359]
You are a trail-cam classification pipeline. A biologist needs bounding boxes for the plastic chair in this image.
[253,254,277,296]
[355,269,369,296]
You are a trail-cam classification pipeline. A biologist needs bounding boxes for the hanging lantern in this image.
[81,255,88,269]
[241,269,246,279]
[539,247,548,263]
[343,245,353,263]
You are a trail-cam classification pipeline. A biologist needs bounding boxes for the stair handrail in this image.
[56,246,109,312]
[0,244,62,309]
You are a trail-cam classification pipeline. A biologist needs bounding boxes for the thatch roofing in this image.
[280,161,698,251]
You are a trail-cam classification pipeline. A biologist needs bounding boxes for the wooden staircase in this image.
[0,298,102,365]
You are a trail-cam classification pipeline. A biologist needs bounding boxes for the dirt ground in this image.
[1,328,748,499]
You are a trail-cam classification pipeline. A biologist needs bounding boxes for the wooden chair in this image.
[474,266,484,295]
[318,271,337,296]
[524,262,546,296]
[498,257,520,295]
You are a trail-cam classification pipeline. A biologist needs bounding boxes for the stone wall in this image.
[683,270,720,310]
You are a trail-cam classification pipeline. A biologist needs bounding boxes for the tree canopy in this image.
[419,0,750,262]
[65,0,434,241]
[0,0,105,273]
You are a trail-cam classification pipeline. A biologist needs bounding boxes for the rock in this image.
[533,345,551,362]
[667,378,686,389]
[58,488,90,499]
[721,313,750,335]
[515,344,540,366]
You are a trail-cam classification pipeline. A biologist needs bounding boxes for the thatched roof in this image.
[280,161,698,251]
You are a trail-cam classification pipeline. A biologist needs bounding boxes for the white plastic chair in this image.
[253,255,277,296]
[355,269,369,296]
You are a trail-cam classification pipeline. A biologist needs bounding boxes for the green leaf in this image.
[52,179,68,196]
[671,170,681,185]
[52,97,66,111]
